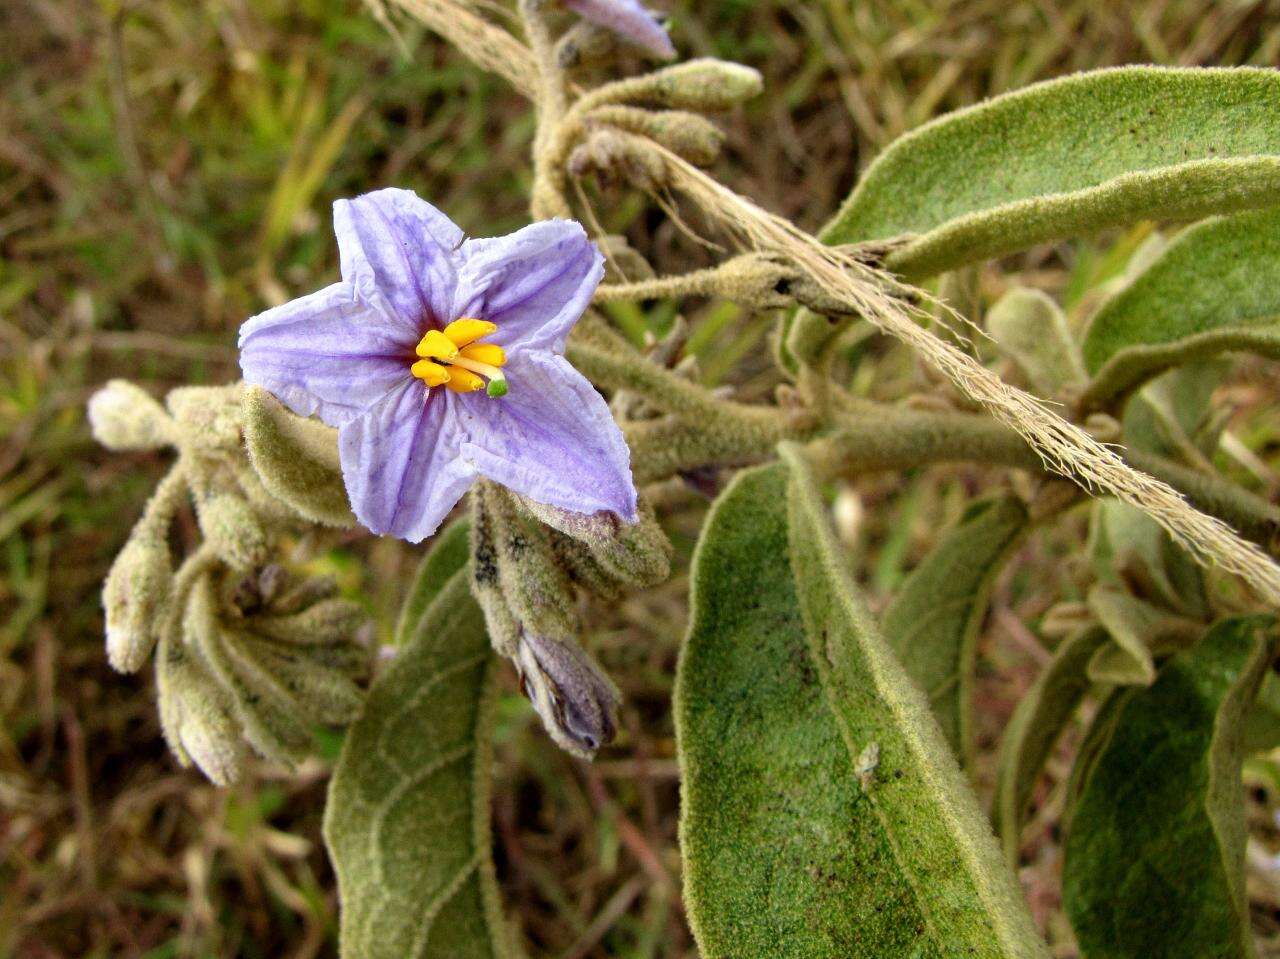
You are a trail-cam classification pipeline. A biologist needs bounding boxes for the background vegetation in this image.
[4,1,1280,956]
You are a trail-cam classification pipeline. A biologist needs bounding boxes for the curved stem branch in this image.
[520,0,572,219]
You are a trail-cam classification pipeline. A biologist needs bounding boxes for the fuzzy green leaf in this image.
[882,493,1029,762]
[1082,207,1280,407]
[822,67,1280,279]
[994,627,1108,867]
[1063,616,1275,959]
[1243,673,1280,757]
[676,459,1048,959]
[986,288,1087,397]
[393,519,472,647]
[242,386,355,527]
[323,548,511,958]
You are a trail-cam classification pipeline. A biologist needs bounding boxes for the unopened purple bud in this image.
[515,632,620,758]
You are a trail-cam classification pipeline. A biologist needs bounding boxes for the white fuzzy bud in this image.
[639,59,763,111]
[195,492,270,571]
[87,380,173,451]
[102,532,172,672]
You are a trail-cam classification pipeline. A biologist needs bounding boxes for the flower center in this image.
[411,318,508,398]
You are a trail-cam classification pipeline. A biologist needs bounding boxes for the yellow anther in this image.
[410,359,451,387]
[416,329,458,361]
[444,368,485,393]
[459,343,506,367]
[443,318,498,349]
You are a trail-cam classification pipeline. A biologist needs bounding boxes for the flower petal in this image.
[455,352,637,521]
[239,282,413,427]
[456,220,604,355]
[563,0,676,59]
[334,188,463,330]
[339,380,475,542]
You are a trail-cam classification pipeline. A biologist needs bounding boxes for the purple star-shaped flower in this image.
[239,188,637,543]
[564,0,676,60]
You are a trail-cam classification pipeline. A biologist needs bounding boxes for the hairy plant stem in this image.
[608,363,1279,550]
[138,463,189,537]
[596,265,760,303]
[520,0,573,219]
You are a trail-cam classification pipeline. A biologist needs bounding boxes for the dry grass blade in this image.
[385,0,539,97]
[628,134,1280,606]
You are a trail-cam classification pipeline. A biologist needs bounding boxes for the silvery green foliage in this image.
[91,13,1280,956]
[1063,617,1273,959]
[677,462,1047,959]
[324,527,513,959]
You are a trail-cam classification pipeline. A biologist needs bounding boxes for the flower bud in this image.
[569,129,667,191]
[195,491,270,571]
[166,385,244,451]
[242,386,354,527]
[251,598,367,646]
[590,107,724,166]
[515,631,620,758]
[183,577,312,767]
[270,574,339,614]
[555,18,618,69]
[635,59,763,111]
[176,679,247,786]
[155,639,245,785]
[488,488,580,639]
[240,640,365,725]
[1040,601,1093,640]
[549,528,624,600]
[87,380,173,451]
[520,496,672,588]
[102,531,173,672]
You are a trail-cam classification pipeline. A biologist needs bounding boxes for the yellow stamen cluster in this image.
[411,318,509,397]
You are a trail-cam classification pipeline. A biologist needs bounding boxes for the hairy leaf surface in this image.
[1063,616,1274,959]
[994,627,1108,866]
[823,67,1280,279]
[677,459,1047,959]
[324,541,509,959]
[882,493,1028,761]
[1082,207,1280,406]
[242,386,354,527]
[394,519,472,647]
